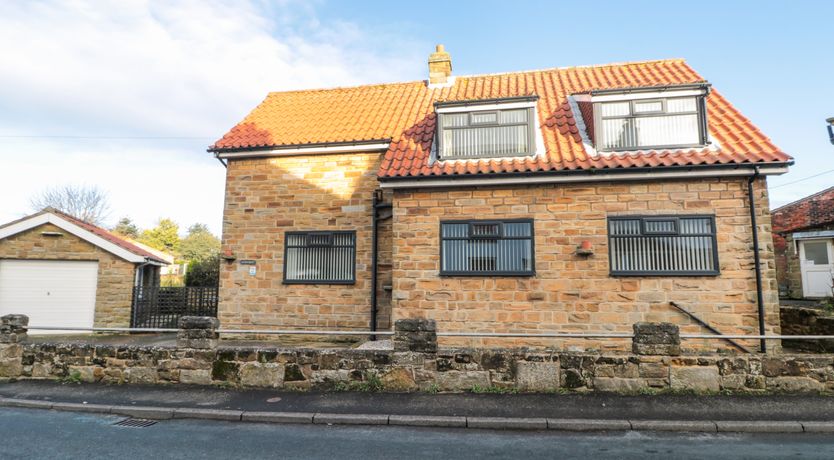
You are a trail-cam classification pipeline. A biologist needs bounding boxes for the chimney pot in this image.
[428,44,452,86]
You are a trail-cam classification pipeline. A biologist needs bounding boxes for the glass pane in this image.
[499,109,528,124]
[471,223,500,237]
[679,218,712,235]
[285,232,354,282]
[610,219,641,235]
[644,219,676,234]
[442,113,468,128]
[471,112,497,125]
[441,223,468,238]
[804,242,830,265]
[441,125,529,158]
[441,221,533,273]
[667,98,697,113]
[600,101,630,117]
[504,222,532,237]
[600,114,699,150]
[633,100,662,113]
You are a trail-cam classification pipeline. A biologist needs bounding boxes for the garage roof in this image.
[0,209,169,265]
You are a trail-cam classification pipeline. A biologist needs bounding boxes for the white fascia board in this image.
[792,230,834,240]
[216,142,390,159]
[379,165,789,189]
[435,101,537,113]
[591,89,704,103]
[0,213,146,263]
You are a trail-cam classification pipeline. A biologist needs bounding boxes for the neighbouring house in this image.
[210,45,792,351]
[0,208,168,332]
[127,240,188,279]
[773,186,834,299]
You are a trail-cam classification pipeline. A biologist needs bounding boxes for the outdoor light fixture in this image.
[828,117,834,145]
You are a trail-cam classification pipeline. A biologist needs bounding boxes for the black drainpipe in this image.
[370,190,393,341]
[747,167,767,353]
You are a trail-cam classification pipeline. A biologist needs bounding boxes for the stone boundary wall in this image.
[781,306,834,352]
[2,315,833,394]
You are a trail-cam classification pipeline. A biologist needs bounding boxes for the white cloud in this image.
[0,0,425,234]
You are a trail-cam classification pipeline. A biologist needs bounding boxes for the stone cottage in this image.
[210,46,792,351]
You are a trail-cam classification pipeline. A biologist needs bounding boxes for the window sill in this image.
[440,272,535,277]
[609,271,720,277]
[283,280,356,285]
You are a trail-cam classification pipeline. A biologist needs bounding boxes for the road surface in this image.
[2,407,834,459]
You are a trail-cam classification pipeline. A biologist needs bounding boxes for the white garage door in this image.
[0,260,98,334]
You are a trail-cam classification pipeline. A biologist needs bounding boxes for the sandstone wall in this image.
[391,177,779,351]
[0,223,135,327]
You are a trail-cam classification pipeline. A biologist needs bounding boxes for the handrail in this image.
[21,325,834,341]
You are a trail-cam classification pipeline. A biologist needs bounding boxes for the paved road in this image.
[2,407,834,460]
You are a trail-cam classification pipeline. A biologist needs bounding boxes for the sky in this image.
[1,0,832,235]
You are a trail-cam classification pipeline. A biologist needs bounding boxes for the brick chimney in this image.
[428,44,452,85]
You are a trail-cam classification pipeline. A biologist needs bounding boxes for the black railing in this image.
[131,286,218,329]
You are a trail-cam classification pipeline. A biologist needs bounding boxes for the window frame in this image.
[607,214,720,277]
[436,107,537,160]
[593,95,708,152]
[282,230,357,285]
[439,218,535,277]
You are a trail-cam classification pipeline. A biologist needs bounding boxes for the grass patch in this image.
[469,385,518,395]
[333,371,383,392]
[423,383,441,394]
[60,370,82,385]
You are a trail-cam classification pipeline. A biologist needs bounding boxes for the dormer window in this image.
[586,84,710,152]
[435,96,538,160]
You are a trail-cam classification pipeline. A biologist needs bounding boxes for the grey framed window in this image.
[595,96,708,151]
[283,231,355,284]
[440,219,534,276]
[608,215,719,276]
[437,107,536,160]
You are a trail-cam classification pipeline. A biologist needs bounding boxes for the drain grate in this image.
[113,418,158,428]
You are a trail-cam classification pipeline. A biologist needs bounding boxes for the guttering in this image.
[210,139,391,159]
[378,163,791,189]
[588,83,711,96]
[747,166,767,353]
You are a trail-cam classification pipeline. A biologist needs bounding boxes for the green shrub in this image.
[185,255,220,287]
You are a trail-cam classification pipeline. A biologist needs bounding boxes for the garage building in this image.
[0,208,168,332]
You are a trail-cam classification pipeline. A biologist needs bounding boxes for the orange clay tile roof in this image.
[31,208,168,264]
[211,59,791,178]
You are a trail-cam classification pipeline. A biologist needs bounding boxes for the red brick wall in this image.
[772,186,834,296]
[772,187,834,234]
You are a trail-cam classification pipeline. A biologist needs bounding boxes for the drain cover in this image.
[113,418,158,428]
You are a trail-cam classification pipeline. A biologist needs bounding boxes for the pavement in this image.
[2,380,834,433]
[4,407,834,460]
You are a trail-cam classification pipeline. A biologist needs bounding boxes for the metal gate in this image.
[130,286,218,328]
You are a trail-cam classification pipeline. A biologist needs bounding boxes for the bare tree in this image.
[30,185,111,225]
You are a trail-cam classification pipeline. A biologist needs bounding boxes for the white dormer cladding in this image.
[432,96,544,163]
[573,83,714,157]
